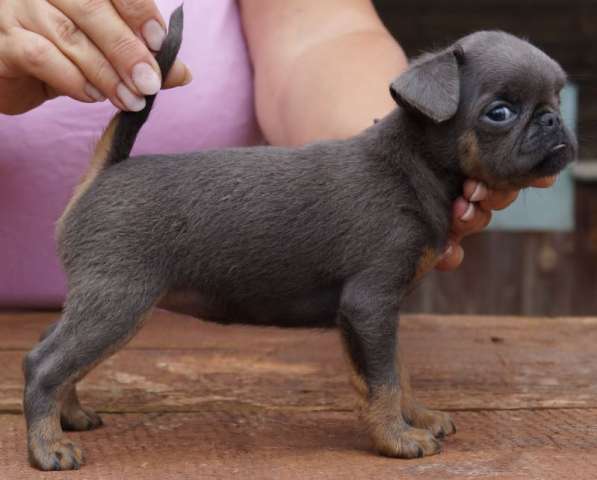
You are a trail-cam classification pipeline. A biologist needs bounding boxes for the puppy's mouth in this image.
[550,143,567,153]
[531,142,574,177]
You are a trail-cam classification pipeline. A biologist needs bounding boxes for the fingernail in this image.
[142,19,166,51]
[132,62,161,96]
[460,202,475,222]
[470,182,487,202]
[84,83,106,102]
[442,244,454,258]
[116,83,146,112]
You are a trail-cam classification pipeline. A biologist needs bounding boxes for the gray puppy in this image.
[23,6,576,471]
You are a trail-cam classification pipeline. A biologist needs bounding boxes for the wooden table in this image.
[1,311,597,479]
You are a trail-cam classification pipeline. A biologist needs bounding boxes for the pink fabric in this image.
[0,0,262,307]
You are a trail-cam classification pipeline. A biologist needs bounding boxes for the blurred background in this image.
[373,0,597,315]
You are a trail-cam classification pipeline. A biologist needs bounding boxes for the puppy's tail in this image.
[97,5,184,169]
[56,6,184,239]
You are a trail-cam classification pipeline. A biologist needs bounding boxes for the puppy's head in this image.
[390,31,577,188]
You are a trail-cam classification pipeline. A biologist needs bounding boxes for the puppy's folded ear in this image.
[390,47,463,123]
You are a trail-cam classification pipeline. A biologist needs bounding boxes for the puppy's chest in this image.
[413,247,442,283]
[398,188,454,285]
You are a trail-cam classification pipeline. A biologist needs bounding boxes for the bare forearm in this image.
[262,30,407,145]
[240,0,408,146]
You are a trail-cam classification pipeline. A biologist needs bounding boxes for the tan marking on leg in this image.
[340,333,369,401]
[60,387,103,431]
[56,115,119,240]
[365,386,441,458]
[340,331,442,457]
[349,365,368,401]
[345,333,456,442]
[397,349,414,400]
[28,403,85,470]
[398,349,456,438]
[28,414,61,459]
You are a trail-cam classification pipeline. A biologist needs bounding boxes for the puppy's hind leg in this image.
[23,279,162,471]
[36,322,103,432]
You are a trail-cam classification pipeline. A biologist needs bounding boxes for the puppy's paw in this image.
[61,405,103,431]
[404,404,456,439]
[370,423,442,458]
[29,437,85,471]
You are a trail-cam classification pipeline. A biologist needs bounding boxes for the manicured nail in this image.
[470,182,487,202]
[442,244,454,258]
[142,19,166,51]
[116,83,146,112]
[460,202,475,222]
[84,83,106,102]
[132,63,161,96]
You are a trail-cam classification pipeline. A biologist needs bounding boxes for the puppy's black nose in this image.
[538,111,560,130]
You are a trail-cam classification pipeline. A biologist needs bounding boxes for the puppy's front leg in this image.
[338,278,441,458]
[398,350,456,438]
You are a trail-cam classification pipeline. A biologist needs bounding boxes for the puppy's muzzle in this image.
[531,117,576,176]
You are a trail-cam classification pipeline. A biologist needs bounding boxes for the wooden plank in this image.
[2,312,597,413]
[3,409,597,479]
[3,312,597,478]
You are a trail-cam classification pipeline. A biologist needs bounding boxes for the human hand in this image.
[0,0,191,115]
[436,176,558,271]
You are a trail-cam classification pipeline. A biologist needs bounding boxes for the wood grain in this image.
[2,310,597,479]
[2,311,597,413]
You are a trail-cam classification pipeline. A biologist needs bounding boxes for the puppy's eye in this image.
[484,103,517,123]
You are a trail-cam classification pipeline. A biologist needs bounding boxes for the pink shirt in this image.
[0,0,262,307]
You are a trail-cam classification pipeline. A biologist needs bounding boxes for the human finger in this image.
[51,0,161,101]
[1,27,99,104]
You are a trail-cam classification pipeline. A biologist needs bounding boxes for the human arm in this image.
[239,0,404,145]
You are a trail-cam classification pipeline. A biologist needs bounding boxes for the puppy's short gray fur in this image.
[23,6,577,470]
